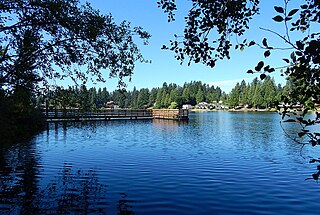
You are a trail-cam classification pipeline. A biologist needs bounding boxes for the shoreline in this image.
[189,108,277,113]
[189,108,318,114]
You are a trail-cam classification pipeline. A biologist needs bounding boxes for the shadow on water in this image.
[0,138,40,214]
[0,136,135,214]
[35,164,108,214]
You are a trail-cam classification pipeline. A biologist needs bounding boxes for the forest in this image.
[36,75,295,111]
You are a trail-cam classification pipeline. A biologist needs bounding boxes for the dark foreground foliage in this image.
[0,87,45,143]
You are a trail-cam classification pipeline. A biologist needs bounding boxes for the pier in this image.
[44,108,189,122]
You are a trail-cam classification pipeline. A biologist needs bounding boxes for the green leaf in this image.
[248,41,256,46]
[260,73,266,80]
[285,17,292,21]
[296,41,304,50]
[255,61,264,71]
[273,15,284,22]
[264,50,271,58]
[269,68,275,73]
[247,69,254,74]
[290,52,296,61]
[288,9,299,17]
[283,119,296,123]
[283,58,290,63]
[264,65,270,72]
[274,6,284,13]
[262,38,268,47]
[161,45,168,49]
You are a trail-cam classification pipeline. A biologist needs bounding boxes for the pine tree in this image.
[182,87,191,104]
[253,83,264,107]
[148,88,157,107]
[228,82,240,107]
[196,88,205,104]
[262,76,277,107]
[137,88,150,108]
[155,88,164,108]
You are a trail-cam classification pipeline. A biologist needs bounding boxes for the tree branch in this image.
[259,27,297,49]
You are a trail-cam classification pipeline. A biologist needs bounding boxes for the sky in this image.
[76,0,305,93]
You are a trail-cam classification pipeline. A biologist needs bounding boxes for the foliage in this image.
[0,87,45,141]
[168,101,178,109]
[228,76,283,108]
[0,0,150,140]
[158,0,320,181]
[44,78,291,111]
[0,0,150,92]
[158,0,260,67]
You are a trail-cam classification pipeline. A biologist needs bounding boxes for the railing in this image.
[152,109,189,120]
[43,108,188,122]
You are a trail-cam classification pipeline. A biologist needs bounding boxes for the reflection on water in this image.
[0,139,40,214]
[1,112,320,214]
[37,164,107,214]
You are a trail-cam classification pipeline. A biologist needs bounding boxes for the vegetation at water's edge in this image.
[0,74,306,142]
[0,87,45,142]
[38,75,298,111]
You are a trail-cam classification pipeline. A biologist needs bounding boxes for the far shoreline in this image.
[189,108,318,114]
[189,108,278,113]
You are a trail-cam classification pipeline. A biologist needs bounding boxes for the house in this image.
[106,101,115,106]
[182,104,192,110]
[195,102,215,109]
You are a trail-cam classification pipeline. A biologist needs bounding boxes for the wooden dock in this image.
[44,108,188,122]
[152,109,189,120]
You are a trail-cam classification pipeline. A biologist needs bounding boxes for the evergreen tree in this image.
[163,92,170,108]
[182,87,191,104]
[169,88,178,104]
[253,83,264,107]
[137,88,150,108]
[196,88,205,104]
[155,88,164,108]
[262,76,277,107]
[79,85,89,111]
[101,87,109,105]
[248,78,259,104]
[148,88,157,107]
[228,82,240,107]
[240,84,250,105]
[131,87,139,108]
[97,88,103,108]
[89,87,97,109]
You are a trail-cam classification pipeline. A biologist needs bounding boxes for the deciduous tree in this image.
[0,0,150,92]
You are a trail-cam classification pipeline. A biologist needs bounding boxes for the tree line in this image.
[38,76,294,110]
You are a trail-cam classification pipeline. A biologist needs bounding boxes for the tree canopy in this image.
[42,77,293,111]
[158,0,319,106]
[158,0,320,180]
[0,0,150,93]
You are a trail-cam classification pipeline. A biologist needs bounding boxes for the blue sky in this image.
[78,0,305,92]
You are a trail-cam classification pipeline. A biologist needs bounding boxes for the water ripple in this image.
[1,113,320,214]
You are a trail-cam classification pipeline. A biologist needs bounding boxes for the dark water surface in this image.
[1,112,320,214]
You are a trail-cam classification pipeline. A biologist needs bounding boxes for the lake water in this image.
[1,112,320,214]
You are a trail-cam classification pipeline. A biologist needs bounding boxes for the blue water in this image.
[1,112,320,214]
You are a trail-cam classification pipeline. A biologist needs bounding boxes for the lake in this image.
[1,112,320,214]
